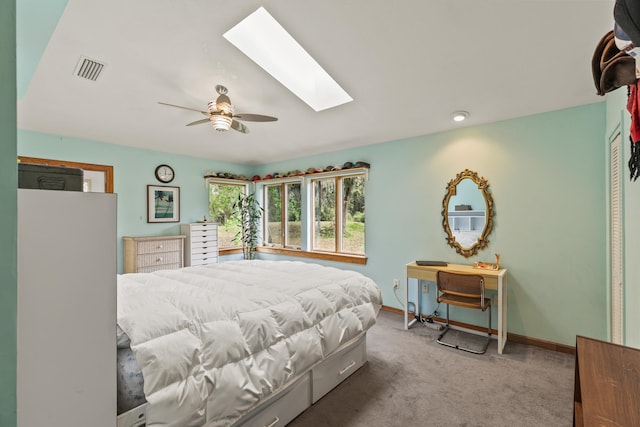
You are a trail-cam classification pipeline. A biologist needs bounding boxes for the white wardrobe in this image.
[17,189,117,427]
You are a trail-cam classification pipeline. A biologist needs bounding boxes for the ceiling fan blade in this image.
[158,102,209,116]
[231,120,249,134]
[233,113,278,122]
[186,118,211,126]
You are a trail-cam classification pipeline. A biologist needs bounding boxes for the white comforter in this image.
[117,260,382,426]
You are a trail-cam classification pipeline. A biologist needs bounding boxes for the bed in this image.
[116,260,382,427]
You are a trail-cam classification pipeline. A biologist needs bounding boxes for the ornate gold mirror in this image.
[441,169,494,257]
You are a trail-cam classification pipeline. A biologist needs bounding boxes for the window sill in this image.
[256,246,367,265]
[218,247,244,256]
[219,246,367,265]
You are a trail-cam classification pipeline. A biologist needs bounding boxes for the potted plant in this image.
[233,192,263,260]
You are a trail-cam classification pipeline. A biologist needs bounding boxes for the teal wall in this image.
[254,103,607,346]
[1,1,17,425]
[18,102,607,346]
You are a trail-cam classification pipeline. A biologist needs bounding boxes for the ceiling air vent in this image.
[74,56,105,81]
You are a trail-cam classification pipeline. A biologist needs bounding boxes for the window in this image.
[264,182,302,248]
[208,181,247,248]
[208,167,368,263]
[311,174,365,254]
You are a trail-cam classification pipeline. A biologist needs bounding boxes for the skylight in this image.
[223,7,353,112]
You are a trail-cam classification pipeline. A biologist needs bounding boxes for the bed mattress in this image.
[117,260,382,426]
[117,346,146,415]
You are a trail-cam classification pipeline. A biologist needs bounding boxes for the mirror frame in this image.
[441,169,494,258]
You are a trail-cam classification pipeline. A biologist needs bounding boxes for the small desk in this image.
[574,336,640,426]
[405,262,508,354]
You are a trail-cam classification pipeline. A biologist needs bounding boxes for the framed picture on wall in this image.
[147,185,180,223]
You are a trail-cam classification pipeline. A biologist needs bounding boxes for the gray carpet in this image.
[289,310,575,427]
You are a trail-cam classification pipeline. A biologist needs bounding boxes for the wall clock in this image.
[155,164,175,183]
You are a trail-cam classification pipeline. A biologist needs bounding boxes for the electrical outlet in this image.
[393,279,399,290]
[422,283,429,293]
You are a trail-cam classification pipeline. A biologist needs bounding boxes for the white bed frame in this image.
[117,333,367,427]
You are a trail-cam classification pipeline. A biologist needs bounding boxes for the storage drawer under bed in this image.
[117,402,147,427]
[240,373,311,427]
[312,335,366,403]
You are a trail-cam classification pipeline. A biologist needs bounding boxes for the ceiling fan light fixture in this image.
[452,111,469,122]
[160,84,275,135]
[215,94,234,115]
[210,114,233,131]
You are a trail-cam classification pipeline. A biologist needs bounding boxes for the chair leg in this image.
[480,303,491,354]
[488,303,492,337]
[436,303,455,349]
[436,325,454,348]
[435,303,491,355]
[446,303,450,326]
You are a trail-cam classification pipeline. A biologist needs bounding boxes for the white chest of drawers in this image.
[181,223,219,266]
[123,235,185,273]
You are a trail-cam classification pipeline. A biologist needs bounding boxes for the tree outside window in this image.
[264,182,302,248]
[208,182,246,248]
[312,174,365,254]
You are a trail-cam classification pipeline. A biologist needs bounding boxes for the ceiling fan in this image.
[159,85,278,134]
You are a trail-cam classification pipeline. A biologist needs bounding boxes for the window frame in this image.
[310,173,366,256]
[263,180,302,250]
[206,178,250,254]
[256,168,368,264]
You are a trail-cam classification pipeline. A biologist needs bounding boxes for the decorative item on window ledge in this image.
[203,161,370,182]
[203,171,249,180]
[147,185,180,223]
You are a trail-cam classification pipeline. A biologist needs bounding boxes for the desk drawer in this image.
[312,335,366,403]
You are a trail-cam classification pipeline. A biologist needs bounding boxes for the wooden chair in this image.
[435,270,491,354]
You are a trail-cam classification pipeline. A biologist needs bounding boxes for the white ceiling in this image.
[17,0,615,165]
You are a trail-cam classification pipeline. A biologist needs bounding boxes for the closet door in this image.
[17,189,117,427]
[610,131,623,344]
